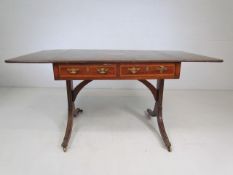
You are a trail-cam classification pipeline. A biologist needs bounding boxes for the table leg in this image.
[61,80,75,152]
[141,79,171,152]
[156,80,171,152]
[61,79,171,152]
[61,80,93,152]
[72,80,92,117]
[138,80,158,116]
[73,108,83,117]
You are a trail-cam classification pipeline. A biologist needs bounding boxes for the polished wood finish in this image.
[72,80,93,102]
[138,80,157,101]
[5,49,223,152]
[61,80,75,152]
[61,79,172,152]
[5,49,223,63]
[54,64,117,79]
[149,80,171,151]
[53,63,181,80]
[120,63,177,79]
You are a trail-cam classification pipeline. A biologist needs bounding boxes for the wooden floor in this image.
[0,88,232,175]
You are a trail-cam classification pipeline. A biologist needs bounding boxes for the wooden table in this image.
[5,49,223,152]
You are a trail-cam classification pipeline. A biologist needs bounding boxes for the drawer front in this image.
[55,64,117,79]
[120,63,177,78]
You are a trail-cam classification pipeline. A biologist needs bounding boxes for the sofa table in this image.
[5,49,223,152]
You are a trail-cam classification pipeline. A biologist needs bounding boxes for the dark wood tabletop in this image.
[5,49,223,63]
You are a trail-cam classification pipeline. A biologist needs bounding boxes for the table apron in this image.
[53,62,181,80]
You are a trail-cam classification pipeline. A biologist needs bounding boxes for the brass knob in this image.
[97,67,109,74]
[66,68,80,74]
[156,66,167,73]
[128,67,141,74]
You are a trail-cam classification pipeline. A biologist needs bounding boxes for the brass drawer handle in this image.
[156,66,168,73]
[97,67,109,74]
[128,67,141,74]
[66,68,80,74]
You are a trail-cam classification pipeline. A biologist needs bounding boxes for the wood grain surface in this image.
[5,49,223,63]
[53,63,181,80]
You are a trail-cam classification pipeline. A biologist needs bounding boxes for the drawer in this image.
[54,64,117,79]
[120,63,177,79]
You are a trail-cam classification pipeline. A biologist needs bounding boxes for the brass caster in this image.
[63,147,67,152]
[167,146,172,152]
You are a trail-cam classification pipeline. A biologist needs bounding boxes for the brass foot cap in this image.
[63,147,67,152]
[167,146,172,152]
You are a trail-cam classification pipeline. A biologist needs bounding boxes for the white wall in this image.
[0,0,233,89]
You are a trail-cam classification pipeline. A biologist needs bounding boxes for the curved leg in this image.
[138,80,158,116]
[156,80,171,152]
[61,80,93,151]
[138,80,157,101]
[61,80,75,152]
[73,108,83,117]
[139,79,171,151]
[72,80,93,101]
[61,79,171,152]
[72,80,93,117]
[157,112,171,152]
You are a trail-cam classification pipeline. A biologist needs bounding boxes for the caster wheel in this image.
[167,146,172,152]
[63,147,67,152]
